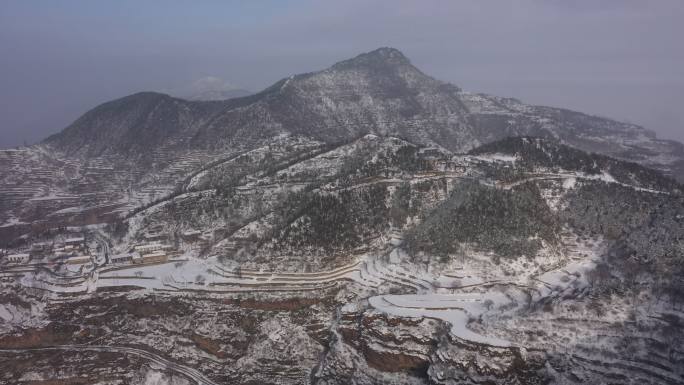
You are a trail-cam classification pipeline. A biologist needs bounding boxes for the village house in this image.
[141,250,168,264]
[64,237,85,249]
[143,232,166,242]
[31,242,52,253]
[53,246,75,258]
[65,255,91,265]
[134,242,172,254]
[419,148,443,158]
[6,253,30,264]
[111,255,132,264]
[132,250,168,265]
[0,275,14,283]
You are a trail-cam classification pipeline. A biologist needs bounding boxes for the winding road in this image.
[0,344,219,385]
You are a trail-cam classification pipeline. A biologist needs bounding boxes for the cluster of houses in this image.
[417,149,468,173]
[111,241,174,265]
[3,252,29,265]
[109,228,210,266]
[110,228,193,266]
[0,235,92,268]
[1,227,208,271]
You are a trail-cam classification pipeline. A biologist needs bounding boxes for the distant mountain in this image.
[469,136,680,191]
[43,92,226,158]
[43,47,684,181]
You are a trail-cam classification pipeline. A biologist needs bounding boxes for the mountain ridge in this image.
[41,47,684,182]
[2,53,684,384]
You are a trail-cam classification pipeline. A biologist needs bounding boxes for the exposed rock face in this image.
[317,303,552,385]
[344,309,436,374]
[314,304,436,385]
[429,338,549,385]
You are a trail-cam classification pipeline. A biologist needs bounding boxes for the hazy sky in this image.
[1,0,683,148]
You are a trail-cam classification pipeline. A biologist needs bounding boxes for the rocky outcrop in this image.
[316,303,551,385]
[429,336,549,385]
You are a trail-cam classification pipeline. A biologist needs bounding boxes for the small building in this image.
[6,253,30,264]
[419,148,443,158]
[131,250,167,265]
[141,250,167,264]
[0,275,15,283]
[181,230,201,242]
[53,247,75,258]
[143,232,166,242]
[134,242,172,254]
[111,255,133,264]
[65,255,91,265]
[65,237,85,248]
[31,242,52,252]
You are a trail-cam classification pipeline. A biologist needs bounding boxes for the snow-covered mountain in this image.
[186,88,252,101]
[42,47,684,180]
[0,48,683,385]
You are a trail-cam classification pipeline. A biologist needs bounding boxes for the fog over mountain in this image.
[1,3,684,385]
[1,1,683,148]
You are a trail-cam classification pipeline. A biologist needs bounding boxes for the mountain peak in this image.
[331,47,412,71]
[365,47,408,60]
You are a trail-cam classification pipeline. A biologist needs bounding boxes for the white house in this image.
[140,250,168,264]
[65,237,85,248]
[6,253,30,264]
[134,242,172,254]
[111,255,132,264]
